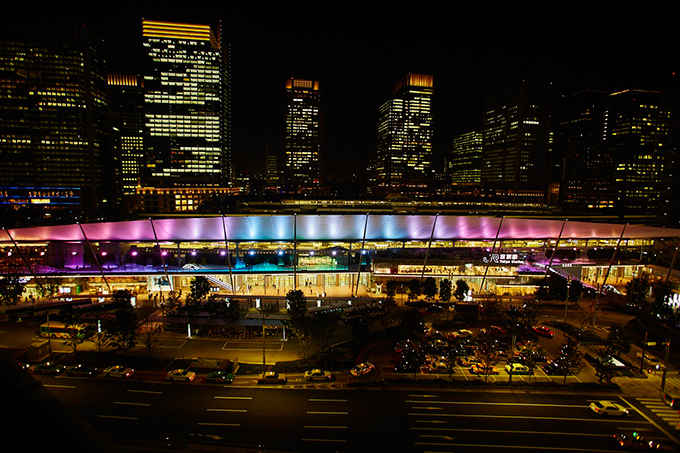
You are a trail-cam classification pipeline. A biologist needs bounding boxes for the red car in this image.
[533,326,555,338]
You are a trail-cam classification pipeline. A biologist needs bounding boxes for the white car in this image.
[257,371,287,384]
[166,369,196,382]
[102,365,134,378]
[451,329,473,339]
[304,369,333,381]
[589,400,629,417]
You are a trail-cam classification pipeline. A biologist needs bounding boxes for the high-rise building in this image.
[284,78,322,185]
[0,22,109,211]
[375,73,434,190]
[481,81,551,192]
[602,89,670,217]
[142,20,230,187]
[108,74,144,199]
[449,131,482,186]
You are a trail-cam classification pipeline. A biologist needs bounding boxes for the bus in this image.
[39,321,89,339]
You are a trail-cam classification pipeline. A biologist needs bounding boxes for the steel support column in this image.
[78,222,111,294]
[420,213,439,285]
[355,213,369,296]
[149,218,172,292]
[221,215,236,295]
[479,217,504,295]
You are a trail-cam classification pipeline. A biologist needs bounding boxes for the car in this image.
[102,365,134,378]
[636,353,665,371]
[505,363,533,375]
[305,369,333,381]
[421,361,450,373]
[257,371,287,384]
[542,360,569,376]
[590,400,629,417]
[350,362,375,377]
[450,329,473,339]
[32,362,65,375]
[470,364,499,375]
[458,355,481,367]
[614,431,661,449]
[166,369,196,382]
[533,326,555,338]
[425,304,444,313]
[205,370,235,384]
[394,359,420,373]
[64,364,97,377]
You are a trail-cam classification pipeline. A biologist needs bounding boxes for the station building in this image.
[1,215,679,303]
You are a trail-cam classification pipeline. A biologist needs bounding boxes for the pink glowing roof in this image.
[2,215,679,243]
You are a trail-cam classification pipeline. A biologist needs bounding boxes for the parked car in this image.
[470,364,499,375]
[205,370,235,384]
[350,362,375,377]
[533,326,555,338]
[166,369,197,382]
[590,400,629,417]
[505,363,532,375]
[450,329,473,339]
[305,369,333,381]
[421,361,450,373]
[257,371,287,384]
[64,364,97,377]
[32,362,65,375]
[636,353,665,371]
[102,365,134,378]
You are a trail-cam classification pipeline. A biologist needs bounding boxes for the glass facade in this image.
[284,78,322,185]
[142,20,230,187]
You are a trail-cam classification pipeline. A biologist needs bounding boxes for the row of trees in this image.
[396,277,470,302]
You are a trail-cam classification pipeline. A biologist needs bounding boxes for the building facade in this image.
[284,78,322,185]
[0,23,109,211]
[449,131,483,186]
[481,81,551,193]
[142,20,230,188]
[375,73,434,192]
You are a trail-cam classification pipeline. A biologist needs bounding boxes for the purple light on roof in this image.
[162,251,168,256]
[131,251,138,256]
[191,250,197,256]
[101,251,107,256]
[220,250,226,256]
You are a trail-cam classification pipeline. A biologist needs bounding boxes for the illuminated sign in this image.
[483,253,524,265]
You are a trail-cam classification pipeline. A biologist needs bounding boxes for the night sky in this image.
[3,2,677,179]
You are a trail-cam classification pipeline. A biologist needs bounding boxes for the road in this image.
[36,373,680,452]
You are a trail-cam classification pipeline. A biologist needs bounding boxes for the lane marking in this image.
[416,442,622,451]
[198,423,240,427]
[301,438,347,443]
[411,427,612,437]
[114,402,151,407]
[309,398,347,402]
[98,415,137,420]
[304,426,348,429]
[416,420,448,424]
[408,413,650,423]
[620,396,680,446]
[215,396,253,400]
[307,411,348,415]
[43,384,76,389]
[409,394,439,398]
[207,409,247,413]
[413,407,443,410]
[128,390,162,395]
[405,400,586,408]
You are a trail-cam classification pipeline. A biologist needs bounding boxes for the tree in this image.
[567,280,583,302]
[384,280,398,298]
[35,277,60,300]
[625,277,649,308]
[163,290,183,315]
[377,295,399,335]
[224,298,240,321]
[59,305,86,355]
[0,274,25,305]
[142,318,161,358]
[286,290,314,362]
[422,277,438,301]
[595,323,631,384]
[575,302,596,332]
[185,276,211,316]
[439,279,452,303]
[407,279,421,301]
[549,276,569,302]
[400,307,424,337]
[557,335,585,385]
[454,280,469,301]
[105,290,138,360]
[534,279,550,301]
[476,340,499,382]
[89,304,111,356]
[652,280,674,320]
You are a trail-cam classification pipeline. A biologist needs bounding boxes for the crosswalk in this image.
[636,397,680,429]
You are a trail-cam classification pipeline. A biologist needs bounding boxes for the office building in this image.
[142,20,230,187]
[0,22,109,211]
[481,81,551,192]
[108,74,144,200]
[284,78,322,185]
[449,131,482,186]
[375,73,434,191]
[602,89,670,217]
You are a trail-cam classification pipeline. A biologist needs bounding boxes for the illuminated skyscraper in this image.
[142,20,230,187]
[284,78,322,185]
[481,81,551,192]
[375,73,434,189]
[449,131,482,186]
[602,89,669,217]
[0,22,109,211]
[108,74,144,198]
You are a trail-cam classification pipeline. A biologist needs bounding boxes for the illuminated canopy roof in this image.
[2,215,679,244]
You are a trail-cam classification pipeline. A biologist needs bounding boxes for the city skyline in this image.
[2,3,676,179]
